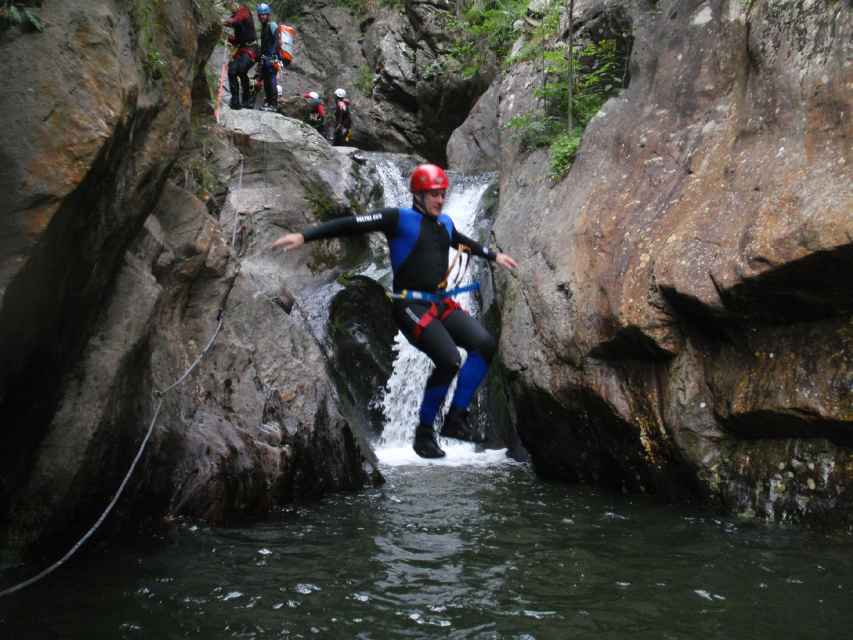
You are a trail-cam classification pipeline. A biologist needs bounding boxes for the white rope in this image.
[157,316,225,397]
[0,220,239,598]
[0,312,227,598]
[0,309,229,598]
[1,49,253,596]
[0,397,164,598]
[230,157,244,250]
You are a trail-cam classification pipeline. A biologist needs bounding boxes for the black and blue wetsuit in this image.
[258,21,279,106]
[303,205,498,429]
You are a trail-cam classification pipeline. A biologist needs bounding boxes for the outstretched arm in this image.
[452,229,518,270]
[271,208,398,250]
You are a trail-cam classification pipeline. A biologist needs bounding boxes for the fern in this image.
[1,2,45,32]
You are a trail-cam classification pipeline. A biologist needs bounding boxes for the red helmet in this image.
[409,164,449,193]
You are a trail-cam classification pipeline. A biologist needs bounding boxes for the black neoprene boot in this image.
[241,86,253,109]
[440,407,485,443]
[413,423,445,459]
[229,95,241,110]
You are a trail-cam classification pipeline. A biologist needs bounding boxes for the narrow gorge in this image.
[0,0,851,636]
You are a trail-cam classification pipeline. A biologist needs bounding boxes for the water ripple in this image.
[3,465,853,639]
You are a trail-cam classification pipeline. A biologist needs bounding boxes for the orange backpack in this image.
[276,24,296,63]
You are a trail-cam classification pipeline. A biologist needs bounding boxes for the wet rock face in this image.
[447,82,501,174]
[137,176,377,526]
[0,0,221,549]
[328,276,397,435]
[481,0,853,523]
[274,0,495,162]
[0,11,385,553]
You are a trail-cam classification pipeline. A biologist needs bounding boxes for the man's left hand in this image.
[496,253,518,270]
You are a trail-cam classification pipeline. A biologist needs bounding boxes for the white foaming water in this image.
[371,154,415,209]
[373,169,507,467]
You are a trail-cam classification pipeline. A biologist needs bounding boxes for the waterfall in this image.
[365,158,508,467]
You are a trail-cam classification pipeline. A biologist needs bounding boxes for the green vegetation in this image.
[506,2,563,65]
[421,58,447,81]
[505,37,627,179]
[548,128,582,178]
[172,118,223,201]
[270,0,303,21]
[0,1,44,32]
[176,152,219,200]
[446,0,528,78]
[445,0,629,180]
[305,183,340,222]
[206,62,220,107]
[130,0,167,80]
[330,0,403,16]
[355,64,375,96]
[503,113,562,149]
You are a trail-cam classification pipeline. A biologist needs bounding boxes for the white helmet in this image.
[334,88,346,98]
[308,91,319,100]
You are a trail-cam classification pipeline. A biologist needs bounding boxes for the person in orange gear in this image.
[271,165,518,458]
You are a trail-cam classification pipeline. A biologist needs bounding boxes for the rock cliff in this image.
[2,0,849,563]
[470,0,852,524]
[0,2,381,558]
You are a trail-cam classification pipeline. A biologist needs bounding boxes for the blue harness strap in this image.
[387,282,480,303]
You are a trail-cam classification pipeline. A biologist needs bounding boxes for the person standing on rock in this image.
[256,3,280,111]
[223,1,257,110]
[332,88,352,145]
[271,164,518,458]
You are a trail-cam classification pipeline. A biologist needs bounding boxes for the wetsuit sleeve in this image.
[302,208,398,242]
[451,228,497,262]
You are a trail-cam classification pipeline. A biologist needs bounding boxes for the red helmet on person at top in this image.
[409,164,449,193]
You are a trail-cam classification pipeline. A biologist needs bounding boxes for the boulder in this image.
[485,0,853,523]
[1,80,386,554]
[327,276,398,435]
[0,0,221,552]
[447,81,501,174]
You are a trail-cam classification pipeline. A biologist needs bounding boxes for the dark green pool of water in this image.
[2,462,852,639]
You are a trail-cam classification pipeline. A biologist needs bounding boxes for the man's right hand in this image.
[271,233,304,251]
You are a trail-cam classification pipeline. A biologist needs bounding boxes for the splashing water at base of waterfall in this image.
[370,162,505,467]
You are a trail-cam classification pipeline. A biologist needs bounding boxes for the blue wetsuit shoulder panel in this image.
[437,214,454,240]
[389,207,422,272]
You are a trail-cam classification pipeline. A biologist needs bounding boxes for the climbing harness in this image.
[387,242,478,304]
[415,298,459,340]
[386,244,480,339]
[437,244,471,291]
[387,282,480,304]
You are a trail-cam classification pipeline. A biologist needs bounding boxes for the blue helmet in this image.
[256,3,271,15]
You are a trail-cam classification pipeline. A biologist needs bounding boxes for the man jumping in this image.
[271,164,517,458]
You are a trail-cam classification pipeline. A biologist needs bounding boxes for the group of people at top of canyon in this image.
[224,2,351,144]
